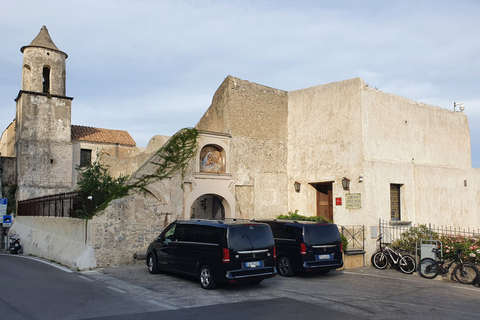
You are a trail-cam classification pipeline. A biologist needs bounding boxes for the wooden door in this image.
[314,183,333,221]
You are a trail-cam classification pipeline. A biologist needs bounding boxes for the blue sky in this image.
[1,0,479,167]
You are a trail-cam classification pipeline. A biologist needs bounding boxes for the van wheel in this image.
[199,265,216,289]
[147,253,160,274]
[277,256,294,277]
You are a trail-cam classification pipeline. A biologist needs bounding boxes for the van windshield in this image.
[304,224,341,246]
[228,224,274,251]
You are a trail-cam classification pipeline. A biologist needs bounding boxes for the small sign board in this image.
[335,197,342,206]
[345,193,362,209]
[2,215,12,227]
[0,198,7,216]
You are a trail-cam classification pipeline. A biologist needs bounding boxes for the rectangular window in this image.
[194,225,220,244]
[80,149,92,167]
[174,224,196,242]
[390,184,402,221]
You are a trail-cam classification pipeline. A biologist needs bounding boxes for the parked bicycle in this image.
[417,247,479,284]
[371,235,416,274]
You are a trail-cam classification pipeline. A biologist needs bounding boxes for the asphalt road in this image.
[1,253,480,320]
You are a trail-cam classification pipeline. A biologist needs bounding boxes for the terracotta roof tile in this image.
[71,125,136,146]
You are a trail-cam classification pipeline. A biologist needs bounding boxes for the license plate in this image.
[245,261,261,268]
[318,254,331,260]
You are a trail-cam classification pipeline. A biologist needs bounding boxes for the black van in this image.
[146,219,277,289]
[258,220,343,276]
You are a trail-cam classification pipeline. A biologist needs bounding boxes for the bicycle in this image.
[417,248,479,284]
[371,235,416,274]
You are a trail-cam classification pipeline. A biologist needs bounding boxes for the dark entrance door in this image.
[312,183,333,221]
[191,194,225,220]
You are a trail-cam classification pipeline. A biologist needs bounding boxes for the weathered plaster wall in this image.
[287,78,365,221]
[9,216,96,270]
[413,166,480,228]
[196,76,289,219]
[0,121,15,157]
[362,85,471,168]
[22,47,66,96]
[99,135,170,179]
[15,94,73,200]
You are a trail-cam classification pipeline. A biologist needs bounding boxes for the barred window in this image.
[80,149,92,167]
[390,184,402,221]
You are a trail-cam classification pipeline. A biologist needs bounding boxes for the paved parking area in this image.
[78,262,480,319]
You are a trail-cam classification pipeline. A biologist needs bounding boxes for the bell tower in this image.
[15,26,74,200]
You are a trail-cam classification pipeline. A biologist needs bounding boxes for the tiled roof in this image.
[71,125,136,146]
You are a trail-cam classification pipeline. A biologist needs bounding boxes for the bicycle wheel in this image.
[399,255,416,274]
[372,252,388,269]
[418,258,439,279]
[453,262,478,285]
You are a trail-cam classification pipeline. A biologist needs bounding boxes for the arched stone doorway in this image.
[191,194,226,220]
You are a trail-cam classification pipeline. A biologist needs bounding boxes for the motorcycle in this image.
[9,234,22,254]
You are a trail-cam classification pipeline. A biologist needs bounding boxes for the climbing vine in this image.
[73,128,199,219]
[131,127,199,191]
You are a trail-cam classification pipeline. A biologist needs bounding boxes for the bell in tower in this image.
[20,25,68,96]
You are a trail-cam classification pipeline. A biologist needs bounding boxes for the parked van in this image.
[146,219,277,289]
[257,220,343,276]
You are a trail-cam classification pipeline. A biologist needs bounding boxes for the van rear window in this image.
[228,225,274,251]
[304,224,341,245]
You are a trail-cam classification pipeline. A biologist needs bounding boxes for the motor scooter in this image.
[9,234,22,254]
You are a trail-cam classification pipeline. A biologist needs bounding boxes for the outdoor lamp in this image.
[342,177,350,191]
[294,181,301,193]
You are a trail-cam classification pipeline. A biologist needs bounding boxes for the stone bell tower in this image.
[15,26,74,200]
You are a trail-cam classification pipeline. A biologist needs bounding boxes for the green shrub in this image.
[391,225,439,255]
[276,210,331,223]
[276,211,347,250]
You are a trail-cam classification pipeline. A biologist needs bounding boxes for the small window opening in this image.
[50,159,54,164]
[390,184,402,221]
[43,67,50,93]
[80,149,92,167]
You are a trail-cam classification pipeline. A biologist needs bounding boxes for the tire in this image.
[372,252,388,270]
[399,255,416,274]
[199,265,216,290]
[277,256,294,277]
[418,258,439,279]
[147,253,160,274]
[453,263,478,285]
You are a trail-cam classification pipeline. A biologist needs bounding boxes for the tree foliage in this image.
[75,156,130,220]
[74,128,199,219]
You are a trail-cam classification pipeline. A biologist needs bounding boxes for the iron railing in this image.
[378,219,480,244]
[17,192,81,218]
[340,225,365,253]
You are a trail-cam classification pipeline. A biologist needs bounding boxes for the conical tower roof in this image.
[20,25,67,58]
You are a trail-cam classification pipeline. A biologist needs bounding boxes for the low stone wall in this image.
[9,216,96,270]
[88,194,172,267]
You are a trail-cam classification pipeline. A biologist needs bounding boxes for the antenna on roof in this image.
[454,102,465,112]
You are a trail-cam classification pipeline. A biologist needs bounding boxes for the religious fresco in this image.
[200,145,224,173]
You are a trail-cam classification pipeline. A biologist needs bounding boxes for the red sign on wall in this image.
[335,197,342,206]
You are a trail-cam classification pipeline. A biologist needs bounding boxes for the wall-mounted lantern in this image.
[342,177,350,191]
[294,181,301,193]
